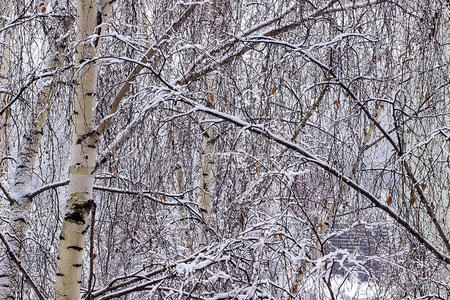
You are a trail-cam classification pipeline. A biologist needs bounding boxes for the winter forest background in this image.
[0,0,449,299]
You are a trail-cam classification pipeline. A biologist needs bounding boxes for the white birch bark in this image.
[55,1,112,299]
[198,120,214,247]
[197,2,220,249]
[0,2,72,297]
[175,161,192,251]
[0,3,13,297]
[0,0,12,190]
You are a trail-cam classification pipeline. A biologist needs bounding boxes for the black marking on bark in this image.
[64,211,85,224]
[93,11,102,48]
[68,246,83,251]
[72,200,94,211]
[59,235,65,240]
[56,273,64,276]
[65,200,94,225]
[78,281,82,284]
[31,129,44,135]
[13,217,26,223]
[81,225,90,235]
[86,92,95,96]
[73,264,82,267]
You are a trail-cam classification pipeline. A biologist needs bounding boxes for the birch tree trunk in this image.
[0,2,72,297]
[0,3,13,298]
[55,1,112,299]
[198,122,214,247]
[0,0,12,193]
[197,2,221,249]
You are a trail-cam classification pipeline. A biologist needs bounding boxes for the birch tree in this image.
[55,1,113,299]
[0,1,72,298]
[0,1,448,299]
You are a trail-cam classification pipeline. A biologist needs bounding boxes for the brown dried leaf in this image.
[290,65,296,76]
[386,196,392,206]
[271,86,277,95]
[334,99,340,108]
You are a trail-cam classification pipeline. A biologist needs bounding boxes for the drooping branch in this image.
[177,97,450,264]
[243,35,450,254]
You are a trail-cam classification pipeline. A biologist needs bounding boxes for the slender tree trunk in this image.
[0,0,12,190]
[0,2,72,297]
[0,18,13,297]
[198,120,214,247]
[197,2,221,249]
[55,1,112,299]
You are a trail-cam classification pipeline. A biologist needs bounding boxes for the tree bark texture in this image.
[0,2,71,297]
[55,1,112,299]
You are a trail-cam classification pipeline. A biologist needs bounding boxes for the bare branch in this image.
[0,231,46,300]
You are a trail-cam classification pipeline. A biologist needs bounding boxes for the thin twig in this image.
[0,231,46,300]
[0,179,14,205]
[86,202,97,299]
